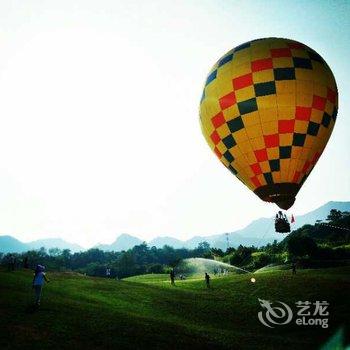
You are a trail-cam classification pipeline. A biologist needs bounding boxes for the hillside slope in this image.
[189,201,350,248]
[95,233,143,251]
[0,236,28,254]
[27,238,83,252]
[0,236,82,254]
[0,267,349,349]
[2,201,350,253]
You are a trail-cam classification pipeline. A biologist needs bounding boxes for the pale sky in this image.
[0,0,349,248]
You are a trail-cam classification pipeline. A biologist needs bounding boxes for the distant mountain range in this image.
[0,236,83,254]
[95,234,143,252]
[27,238,83,252]
[193,201,350,250]
[1,201,349,253]
[0,236,29,254]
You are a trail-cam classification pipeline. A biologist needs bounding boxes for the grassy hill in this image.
[0,267,349,349]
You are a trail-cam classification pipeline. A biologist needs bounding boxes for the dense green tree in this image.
[327,209,342,223]
[211,248,224,257]
[287,236,317,257]
[197,242,211,252]
[48,248,62,257]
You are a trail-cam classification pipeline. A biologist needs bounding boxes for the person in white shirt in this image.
[32,265,49,306]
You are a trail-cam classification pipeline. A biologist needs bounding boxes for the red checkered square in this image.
[278,120,295,133]
[211,112,226,128]
[254,149,268,162]
[312,95,327,111]
[210,130,221,145]
[250,163,262,175]
[251,58,273,72]
[251,176,261,187]
[295,106,312,121]
[327,88,336,104]
[219,92,236,110]
[214,147,222,159]
[232,73,253,90]
[264,134,279,148]
[271,48,292,58]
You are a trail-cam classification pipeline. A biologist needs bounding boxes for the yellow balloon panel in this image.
[200,38,338,209]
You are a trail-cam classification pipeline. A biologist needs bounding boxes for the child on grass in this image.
[32,265,49,306]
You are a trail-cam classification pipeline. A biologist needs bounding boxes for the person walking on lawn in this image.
[32,265,50,306]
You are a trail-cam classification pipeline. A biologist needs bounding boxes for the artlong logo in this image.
[258,299,293,328]
[257,299,329,328]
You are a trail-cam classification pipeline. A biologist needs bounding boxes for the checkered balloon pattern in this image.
[200,38,338,209]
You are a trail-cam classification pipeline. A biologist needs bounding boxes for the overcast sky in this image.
[0,0,349,247]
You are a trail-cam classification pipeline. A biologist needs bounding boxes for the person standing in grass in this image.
[205,272,210,288]
[292,262,297,275]
[8,254,15,271]
[23,256,29,269]
[32,265,49,306]
[170,269,175,285]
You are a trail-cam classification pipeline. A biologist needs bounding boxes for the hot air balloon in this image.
[199,38,338,223]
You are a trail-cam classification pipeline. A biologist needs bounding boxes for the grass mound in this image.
[254,264,291,273]
[0,267,349,349]
[175,257,247,277]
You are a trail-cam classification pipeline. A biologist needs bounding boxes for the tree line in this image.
[0,242,212,278]
[214,209,350,270]
[1,209,349,277]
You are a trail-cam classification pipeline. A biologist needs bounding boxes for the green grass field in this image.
[0,267,349,349]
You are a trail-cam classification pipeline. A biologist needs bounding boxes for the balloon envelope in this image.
[200,38,338,210]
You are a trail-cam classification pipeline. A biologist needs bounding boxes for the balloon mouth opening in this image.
[254,183,300,210]
[275,198,295,210]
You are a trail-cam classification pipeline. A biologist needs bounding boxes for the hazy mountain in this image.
[184,236,209,249]
[27,238,83,252]
[291,201,350,228]
[96,234,143,252]
[1,201,349,253]
[165,201,350,249]
[0,235,28,254]
[149,236,185,249]
[0,236,83,253]
[198,201,350,248]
